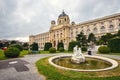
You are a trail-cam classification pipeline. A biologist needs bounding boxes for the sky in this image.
[0,0,120,42]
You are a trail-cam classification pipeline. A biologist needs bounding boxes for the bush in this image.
[81,46,87,51]
[98,46,110,54]
[44,42,52,51]
[9,44,23,51]
[59,47,64,52]
[68,41,78,51]
[4,47,20,58]
[49,47,56,53]
[57,42,64,51]
[108,38,120,53]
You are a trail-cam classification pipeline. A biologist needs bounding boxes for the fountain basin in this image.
[48,54,118,72]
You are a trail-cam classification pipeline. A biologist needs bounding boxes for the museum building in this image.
[29,11,120,50]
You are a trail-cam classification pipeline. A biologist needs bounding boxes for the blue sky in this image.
[0,0,120,42]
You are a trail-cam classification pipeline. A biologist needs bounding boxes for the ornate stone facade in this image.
[29,11,120,50]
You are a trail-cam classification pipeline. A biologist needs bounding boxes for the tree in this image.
[76,32,87,46]
[57,42,64,51]
[4,42,10,47]
[31,42,38,51]
[44,42,52,51]
[0,43,4,49]
[88,33,96,43]
[117,30,120,37]
[68,41,78,51]
[10,40,17,44]
[23,43,29,50]
[108,38,120,53]
[100,33,113,45]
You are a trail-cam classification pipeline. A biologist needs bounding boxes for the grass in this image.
[39,50,73,54]
[0,49,7,60]
[0,49,29,60]
[97,51,120,55]
[36,57,120,80]
[19,50,29,57]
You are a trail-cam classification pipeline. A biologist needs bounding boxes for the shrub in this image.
[9,44,23,51]
[31,42,38,51]
[68,41,78,51]
[4,47,20,58]
[98,46,110,54]
[57,42,64,51]
[59,47,64,52]
[44,42,52,51]
[108,38,120,53]
[81,46,87,51]
[49,47,56,53]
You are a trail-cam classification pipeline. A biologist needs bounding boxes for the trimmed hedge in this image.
[98,46,110,54]
[31,42,38,51]
[57,42,64,51]
[59,47,64,52]
[4,47,20,58]
[108,38,120,53]
[44,42,52,51]
[49,47,56,53]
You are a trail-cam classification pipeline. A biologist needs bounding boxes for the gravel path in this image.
[0,53,120,80]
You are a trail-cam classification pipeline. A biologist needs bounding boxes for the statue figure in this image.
[71,45,85,64]
[73,45,78,56]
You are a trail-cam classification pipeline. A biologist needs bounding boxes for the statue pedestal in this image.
[71,54,85,64]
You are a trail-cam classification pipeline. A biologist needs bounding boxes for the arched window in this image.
[93,27,98,34]
[65,18,66,21]
[54,34,55,38]
[76,31,78,35]
[118,24,120,30]
[109,25,114,32]
[100,26,105,33]
[81,30,84,34]
[71,32,73,37]
[86,29,90,35]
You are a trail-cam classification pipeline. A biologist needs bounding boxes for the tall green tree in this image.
[100,33,113,45]
[117,30,120,37]
[10,40,17,44]
[0,43,4,49]
[57,42,64,51]
[88,33,96,43]
[31,42,38,51]
[23,42,29,50]
[44,42,52,51]
[68,41,78,51]
[76,32,87,46]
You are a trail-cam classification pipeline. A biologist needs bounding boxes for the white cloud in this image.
[0,0,120,42]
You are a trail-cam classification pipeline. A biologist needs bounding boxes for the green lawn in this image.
[36,57,120,80]
[0,49,7,60]
[19,50,29,57]
[97,51,120,55]
[39,50,72,54]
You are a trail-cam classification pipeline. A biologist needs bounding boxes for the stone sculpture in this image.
[71,45,85,64]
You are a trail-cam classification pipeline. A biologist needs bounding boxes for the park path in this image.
[0,53,120,80]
